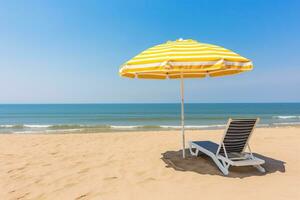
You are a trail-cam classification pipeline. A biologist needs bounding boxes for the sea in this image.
[0,103,300,134]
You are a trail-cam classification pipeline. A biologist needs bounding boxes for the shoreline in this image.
[1,123,300,134]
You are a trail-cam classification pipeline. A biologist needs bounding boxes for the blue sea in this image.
[0,103,300,133]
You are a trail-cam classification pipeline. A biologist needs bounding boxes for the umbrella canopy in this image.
[119,39,253,158]
[119,39,253,79]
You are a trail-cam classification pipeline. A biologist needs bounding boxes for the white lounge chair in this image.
[189,118,265,175]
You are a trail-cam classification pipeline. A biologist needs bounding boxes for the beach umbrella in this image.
[119,39,253,158]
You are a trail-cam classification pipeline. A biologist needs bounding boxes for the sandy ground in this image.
[0,127,299,200]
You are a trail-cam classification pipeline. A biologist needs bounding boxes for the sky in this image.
[0,0,299,103]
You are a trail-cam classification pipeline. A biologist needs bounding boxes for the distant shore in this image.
[1,127,299,199]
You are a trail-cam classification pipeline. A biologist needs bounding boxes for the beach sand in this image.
[0,127,299,200]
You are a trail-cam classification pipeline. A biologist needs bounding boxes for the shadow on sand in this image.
[161,149,285,178]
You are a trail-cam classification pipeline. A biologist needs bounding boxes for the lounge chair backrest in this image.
[218,118,258,155]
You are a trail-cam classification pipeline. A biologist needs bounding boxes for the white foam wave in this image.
[110,125,140,129]
[14,129,82,134]
[257,124,269,127]
[0,124,51,128]
[273,116,300,119]
[1,124,228,131]
[4,121,300,134]
[160,124,226,129]
[104,124,227,130]
[23,124,51,128]
[45,129,82,133]
[0,125,15,128]
[13,131,37,134]
[273,122,300,126]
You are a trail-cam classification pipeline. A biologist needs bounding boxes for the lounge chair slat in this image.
[221,145,245,148]
[228,125,254,129]
[225,134,250,137]
[226,131,252,135]
[228,127,254,130]
[230,121,256,124]
[226,134,251,138]
[222,145,245,149]
[231,119,257,121]
[225,138,249,141]
[224,140,248,144]
[231,122,255,125]
[227,127,254,131]
[225,133,250,137]
[228,124,254,128]
[231,120,256,123]
[231,121,256,123]
[231,120,256,122]
[225,135,250,139]
[228,128,253,131]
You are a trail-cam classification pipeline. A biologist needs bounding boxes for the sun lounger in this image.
[189,118,265,175]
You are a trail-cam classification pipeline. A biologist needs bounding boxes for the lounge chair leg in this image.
[212,157,229,175]
[189,146,195,156]
[254,165,266,173]
[189,144,200,156]
[195,149,199,156]
[189,147,199,156]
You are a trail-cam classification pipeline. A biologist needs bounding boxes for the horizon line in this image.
[0,102,300,105]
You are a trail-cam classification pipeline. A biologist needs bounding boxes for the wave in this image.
[0,125,16,128]
[160,125,225,129]
[0,123,226,131]
[1,122,300,134]
[257,124,269,127]
[24,124,51,128]
[0,124,51,128]
[109,124,227,130]
[49,124,110,129]
[273,116,300,119]
[0,124,108,129]
[273,122,300,126]
[110,125,141,129]
[14,129,82,134]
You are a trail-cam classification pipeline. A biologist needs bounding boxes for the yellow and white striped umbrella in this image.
[119,39,253,158]
[119,39,253,79]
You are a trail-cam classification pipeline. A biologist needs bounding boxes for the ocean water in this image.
[0,103,300,133]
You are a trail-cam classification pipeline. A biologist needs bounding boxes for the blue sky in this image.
[0,0,299,103]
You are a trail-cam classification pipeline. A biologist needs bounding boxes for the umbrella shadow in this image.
[161,149,285,178]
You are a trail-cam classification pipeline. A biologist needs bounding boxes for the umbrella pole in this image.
[180,75,185,158]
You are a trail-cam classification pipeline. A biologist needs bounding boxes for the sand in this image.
[0,127,299,200]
